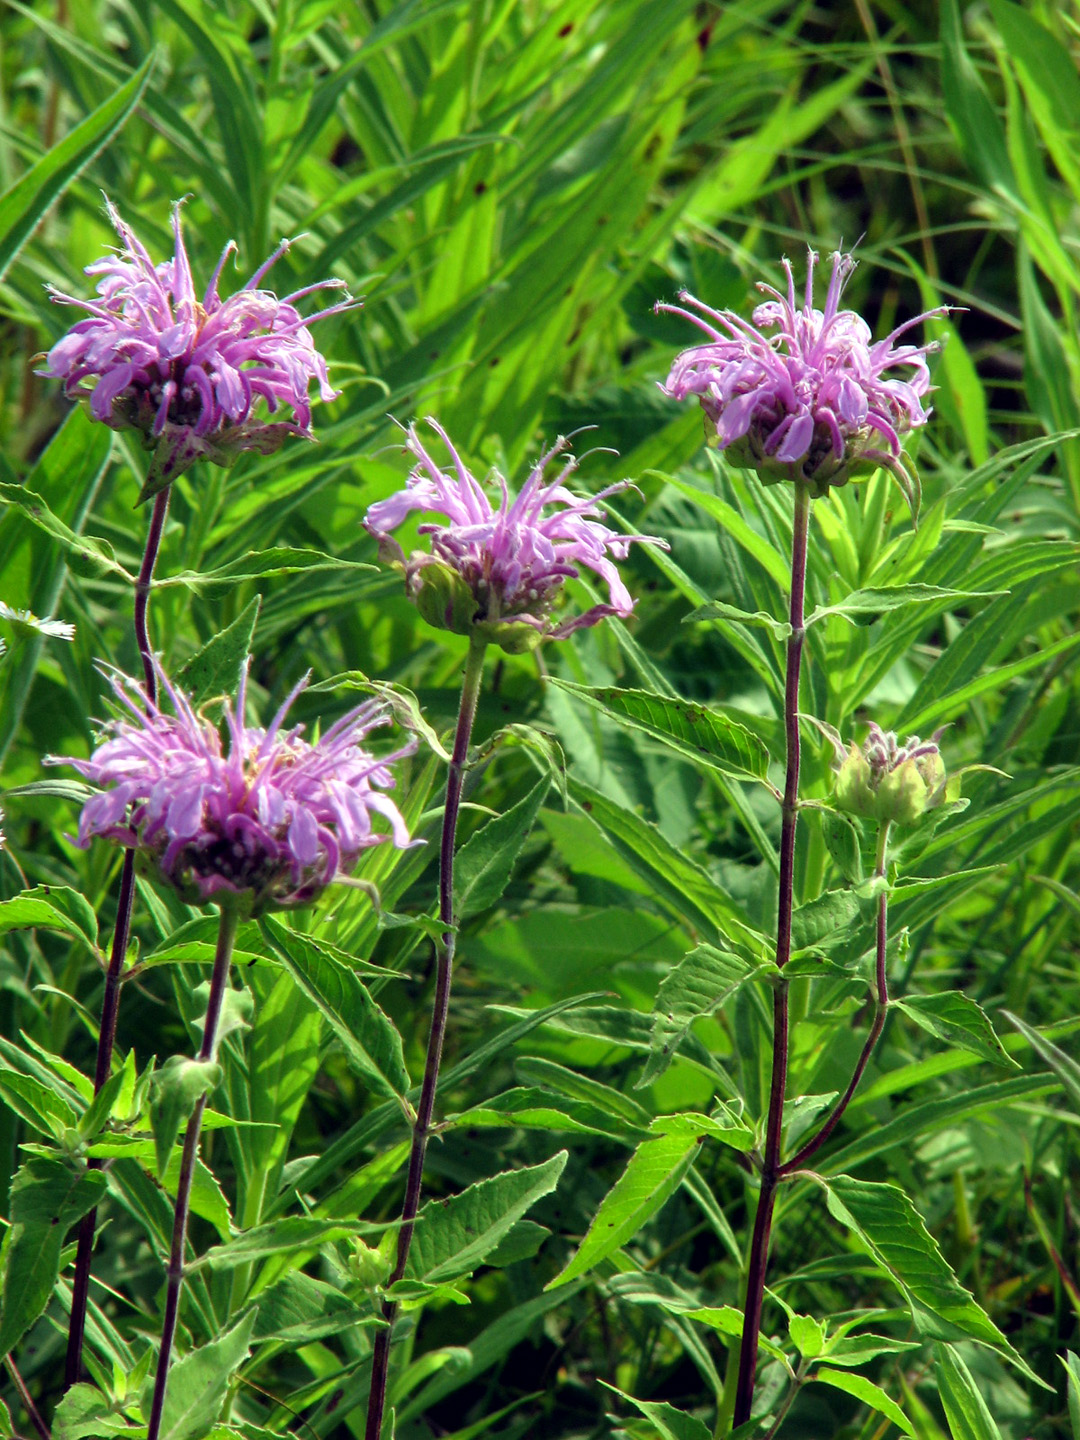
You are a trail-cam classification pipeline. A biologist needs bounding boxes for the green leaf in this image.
[933,1343,1004,1440]
[0,1068,79,1139]
[201,1216,380,1271]
[0,55,154,281]
[896,993,1017,1069]
[176,597,261,703]
[547,1123,704,1289]
[601,1384,711,1440]
[811,1368,914,1437]
[260,916,408,1101]
[1004,1010,1080,1112]
[941,0,1016,199]
[448,1086,643,1141]
[455,775,551,917]
[52,1383,131,1440]
[0,482,131,581]
[158,547,374,592]
[140,1310,256,1440]
[149,1054,222,1178]
[640,944,762,1087]
[0,1157,106,1356]
[551,680,770,782]
[0,886,100,957]
[807,584,1000,627]
[683,599,791,639]
[823,1176,1042,1382]
[788,1312,826,1360]
[790,888,861,953]
[406,1151,567,1285]
[1061,1351,1080,1440]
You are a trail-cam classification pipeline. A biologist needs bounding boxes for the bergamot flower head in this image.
[363,418,667,654]
[49,661,415,914]
[40,198,358,499]
[0,602,75,642]
[656,248,944,510]
[814,719,950,827]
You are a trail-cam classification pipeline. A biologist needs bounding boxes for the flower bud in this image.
[830,723,951,827]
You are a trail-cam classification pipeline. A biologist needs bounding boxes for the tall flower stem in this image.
[146,903,240,1440]
[66,485,171,1389]
[732,481,811,1429]
[365,633,488,1440]
[780,822,892,1176]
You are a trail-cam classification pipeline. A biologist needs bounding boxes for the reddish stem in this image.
[65,486,171,1389]
[732,482,810,1428]
[365,635,487,1440]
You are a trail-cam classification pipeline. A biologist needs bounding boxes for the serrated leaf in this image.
[406,1151,567,1285]
[455,775,550,917]
[933,1342,1004,1440]
[640,944,762,1087]
[201,1216,380,1271]
[149,1054,222,1178]
[789,1313,826,1359]
[823,1176,1042,1383]
[140,1310,256,1440]
[0,1157,106,1356]
[807,584,999,627]
[52,1383,131,1440]
[449,1086,644,1141]
[260,916,408,1101]
[176,597,260,702]
[811,1368,914,1437]
[0,885,100,957]
[897,992,1017,1069]
[601,1384,711,1440]
[158,547,374,591]
[552,680,769,782]
[790,888,860,953]
[547,1125,703,1289]
[683,600,791,640]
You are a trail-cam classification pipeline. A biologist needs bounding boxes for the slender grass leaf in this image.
[934,1343,1004,1440]
[1004,1010,1080,1112]
[0,53,154,281]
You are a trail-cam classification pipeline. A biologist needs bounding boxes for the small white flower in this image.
[0,602,76,642]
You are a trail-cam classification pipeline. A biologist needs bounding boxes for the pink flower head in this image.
[40,198,358,497]
[656,249,944,505]
[363,419,667,653]
[50,663,415,914]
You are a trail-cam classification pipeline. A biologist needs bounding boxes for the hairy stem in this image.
[732,481,811,1429]
[66,484,172,1390]
[780,822,891,1176]
[365,634,487,1440]
[146,902,239,1440]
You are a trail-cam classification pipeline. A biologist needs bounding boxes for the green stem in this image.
[365,634,487,1440]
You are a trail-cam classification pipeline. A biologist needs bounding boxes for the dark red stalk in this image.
[146,903,240,1440]
[6,1353,50,1440]
[732,481,811,1428]
[365,634,487,1440]
[65,486,172,1389]
[780,823,891,1176]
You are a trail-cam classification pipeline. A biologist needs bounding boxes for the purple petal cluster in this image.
[51,663,414,913]
[657,249,943,495]
[364,419,665,647]
[40,199,357,484]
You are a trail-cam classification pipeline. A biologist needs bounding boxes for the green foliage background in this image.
[0,1,1079,1437]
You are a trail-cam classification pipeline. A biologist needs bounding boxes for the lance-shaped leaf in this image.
[806,583,1000,627]
[455,775,551,917]
[260,917,408,1101]
[933,1342,1004,1440]
[0,885,100,958]
[897,992,1017,1069]
[0,1157,106,1356]
[139,1310,256,1440]
[810,1368,915,1437]
[551,680,769,782]
[823,1176,1043,1383]
[640,944,763,1087]
[406,1151,567,1285]
[176,597,261,702]
[600,1383,711,1440]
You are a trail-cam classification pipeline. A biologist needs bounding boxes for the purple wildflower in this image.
[657,249,944,503]
[40,199,357,495]
[364,419,666,652]
[50,663,415,913]
[816,719,950,827]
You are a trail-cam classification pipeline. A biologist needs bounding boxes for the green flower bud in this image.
[830,723,949,827]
